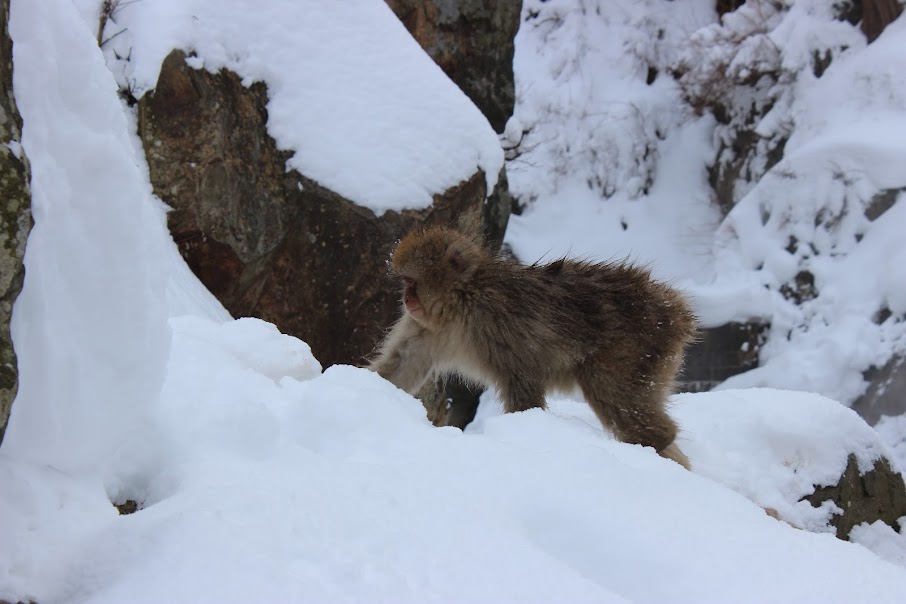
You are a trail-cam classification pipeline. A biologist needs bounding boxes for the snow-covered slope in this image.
[507,0,906,407]
[2,0,906,602]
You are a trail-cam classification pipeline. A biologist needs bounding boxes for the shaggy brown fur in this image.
[370,226,697,468]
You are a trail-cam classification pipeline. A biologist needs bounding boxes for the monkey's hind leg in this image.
[499,378,546,414]
[578,373,690,470]
[658,442,690,469]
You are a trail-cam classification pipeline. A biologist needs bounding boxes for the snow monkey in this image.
[369,226,696,468]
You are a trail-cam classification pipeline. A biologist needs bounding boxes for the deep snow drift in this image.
[3,0,906,602]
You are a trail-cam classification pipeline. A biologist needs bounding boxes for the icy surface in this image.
[87,0,503,214]
[3,0,906,602]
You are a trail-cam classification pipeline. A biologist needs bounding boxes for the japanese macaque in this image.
[370,226,696,469]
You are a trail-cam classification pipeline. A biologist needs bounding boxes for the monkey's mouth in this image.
[405,298,425,320]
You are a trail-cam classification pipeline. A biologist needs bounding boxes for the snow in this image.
[477,386,898,535]
[80,0,503,215]
[506,0,906,407]
[506,0,720,285]
[5,0,171,473]
[675,389,892,533]
[4,0,906,602]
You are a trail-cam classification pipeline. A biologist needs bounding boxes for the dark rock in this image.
[803,453,906,540]
[678,322,765,393]
[852,355,906,425]
[779,270,817,305]
[716,0,746,16]
[386,0,520,133]
[0,0,32,445]
[113,499,141,515]
[832,0,903,42]
[864,187,903,221]
[859,0,903,43]
[418,376,479,429]
[708,124,788,217]
[139,52,506,428]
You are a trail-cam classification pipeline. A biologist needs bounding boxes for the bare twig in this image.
[97,0,115,46]
[97,0,141,46]
[100,27,128,48]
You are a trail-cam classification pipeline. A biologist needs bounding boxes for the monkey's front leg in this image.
[369,315,434,395]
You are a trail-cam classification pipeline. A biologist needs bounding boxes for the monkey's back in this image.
[460,257,697,390]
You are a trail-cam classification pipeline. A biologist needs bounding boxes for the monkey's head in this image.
[391,226,485,329]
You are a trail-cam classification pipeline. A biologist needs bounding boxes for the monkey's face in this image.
[391,227,482,330]
[401,276,425,322]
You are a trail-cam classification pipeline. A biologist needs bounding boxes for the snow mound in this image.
[675,388,894,533]
[6,330,906,602]
[170,316,322,384]
[478,386,897,535]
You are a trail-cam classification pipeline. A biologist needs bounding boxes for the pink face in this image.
[402,277,425,321]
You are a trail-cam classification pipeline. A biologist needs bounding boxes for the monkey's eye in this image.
[401,277,415,287]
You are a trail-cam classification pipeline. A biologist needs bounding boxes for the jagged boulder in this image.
[0,0,31,445]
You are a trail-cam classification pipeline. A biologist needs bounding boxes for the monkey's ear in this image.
[447,248,466,274]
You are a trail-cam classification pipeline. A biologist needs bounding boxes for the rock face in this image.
[386,0,520,133]
[139,51,502,372]
[0,0,32,445]
[804,454,906,540]
[678,323,764,393]
[852,355,906,425]
[847,0,904,43]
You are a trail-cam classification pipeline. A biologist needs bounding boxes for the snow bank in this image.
[89,0,503,214]
[4,0,176,473]
[478,386,897,535]
[6,326,906,603]
[675,388,895,533]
